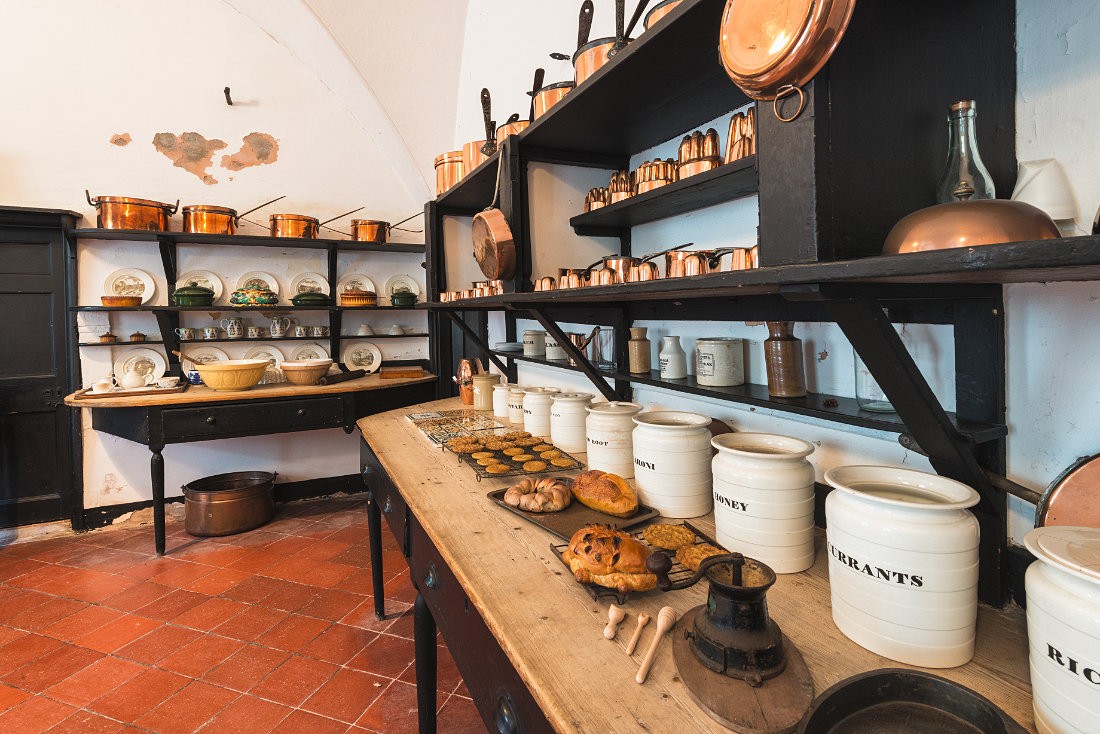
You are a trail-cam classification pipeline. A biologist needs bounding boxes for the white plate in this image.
[337,273,376,295]
[176,270,224,301]
[244,344,286,365]
[236,271,280,294]
[341,340,383,373]
[183,346,229,364]
[105,268,156,304]
[291,343,330,361]
[384,274,420,302]
[495,342,523,351]
[290,272,329,296]
[113,347,167,382]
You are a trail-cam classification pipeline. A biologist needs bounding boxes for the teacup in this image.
[246,326,263,339]
[174,327,196,340]
[293,325,309,338]
[202,327,220,340]
[156,376,180,389]
[91,377,116,394]
[187,370,203,385]
[311,325,328,338]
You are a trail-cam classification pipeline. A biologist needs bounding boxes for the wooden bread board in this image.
[380,366,426,379]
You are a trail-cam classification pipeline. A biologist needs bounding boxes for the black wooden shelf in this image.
[489,350,588,375]
[343,333,429,339]
[177,336,326,344]
[436,152,498,212]
[71,228,425,253]
[570,157,759,235]
[78,341,165,347]
[73,305,415,312]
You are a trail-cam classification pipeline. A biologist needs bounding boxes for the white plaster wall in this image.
[459,0,1100,544]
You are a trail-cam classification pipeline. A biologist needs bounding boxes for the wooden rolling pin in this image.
[318,369,365,385]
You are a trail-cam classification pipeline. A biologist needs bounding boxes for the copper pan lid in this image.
[882,194,1060,255]
[92,195,174,209]
[1036,454,1100,528]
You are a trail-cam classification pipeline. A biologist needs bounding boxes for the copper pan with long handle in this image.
[472,153,516,280]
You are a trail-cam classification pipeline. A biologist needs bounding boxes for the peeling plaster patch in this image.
[817,349,829,361]
[110,133,132,146]
[152,131,227,184]
[221,132,279,171]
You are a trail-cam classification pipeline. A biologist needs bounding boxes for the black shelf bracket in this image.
[441,310,509,375]
[527,308,617,402]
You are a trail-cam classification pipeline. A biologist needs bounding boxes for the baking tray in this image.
[445,430,585,480]
[551,521,722,605]
[487,482,659,540]
[406,409,507,445]
[799,669,1028,734]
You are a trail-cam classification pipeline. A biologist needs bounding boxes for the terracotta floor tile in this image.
[271,708,351,734]
[355,680,419,733]
[100,581,172,613]
[148,561,215,588]
[298,588,365,621]
[297,539,354,562]
[39,605,124,642]
[157,634,246,678]
[347,632,415,679]
[0,626,23,649]
[115,624,202,665]
[227,547,284,575]
[254,615,330,653]
[256,580,317,613]
[249,654,338,707]
[203,645,289,692]
[384,607,416,640]
[133,679,239,734]
[103,531,157,553]
[300,624,375,666]
[0,557,49,583]
[335,569,377,596]
[0,633,65,677]
[46,709,126,734]
[171,597,248,631]
[326,525,370,547]
[267,557,356,589]
[44,655,146,707]
[42,568,136,603]
[88,666,189,722]
[264,517,319,536]
[301,667,389,724]
[341,599,410,633]
[436,692,486,733]
[119,556,186,581]
[383,570,418,604]
[6,564,76,592]
[184,567,252,595]
[399,642,463,694]
[454,679,471,698]
[263,536,317,557]
[0,694,77,731]
[0,681,30,713]
[3,596,87,632]
[61,547,146,575]
[212,605,287,642]
[1,643,102,693]
[134,588,208,621]
[73,614,160,654]
[221,575,288,604]
[216,529,284,549]
[329,545,372,568]
[198,692,292,732]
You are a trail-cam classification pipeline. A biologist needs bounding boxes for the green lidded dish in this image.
[230,287,279,306]
[172,282,216,307]
[291,291,332,306]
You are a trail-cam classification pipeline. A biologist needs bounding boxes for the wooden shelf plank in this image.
[71,228,425,253]
[72,305,418,312]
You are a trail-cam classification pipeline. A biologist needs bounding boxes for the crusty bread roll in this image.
[561,524,656,593]
[571,470,638,518]
[503,477,571,513]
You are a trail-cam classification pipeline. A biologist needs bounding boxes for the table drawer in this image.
[407,516,553,734]
[360,440,408,554]
[162,396,347,440]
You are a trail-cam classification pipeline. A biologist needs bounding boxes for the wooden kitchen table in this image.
[66,373,435,554]
[358,398,1037,734]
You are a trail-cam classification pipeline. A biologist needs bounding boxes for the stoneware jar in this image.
[522,387,560,439]
[586,401,643,478]
[658,335,687,379]
[824,465,981,668]
[1023,525,1100,734]
[522,329,546,357]
[695,337,745,387]
[544,334,566,361]
[632,411,713,518]
[492,382,511,419]
[550,392,593,453]
[628,327,651,374]
[507,388,526,424]
[711,433,815,573]
[471,373,500,411]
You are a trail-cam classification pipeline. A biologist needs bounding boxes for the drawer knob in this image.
[494,693,520,734]
[297,409,306,416]
[424,563,440,590]
[205,416,216,425]
[382,497,393,514]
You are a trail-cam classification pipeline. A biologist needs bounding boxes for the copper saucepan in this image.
[86,191,178,231]
[350,212,422,243]
[533,81,574,119]
[644,0,682,29]
[584,255,639,286]
[472,155,516,279]
[558,268,589,289]
[270,214,319,239]
[182,195,285,235]
[627,242,692,281]
[495,116,530,143]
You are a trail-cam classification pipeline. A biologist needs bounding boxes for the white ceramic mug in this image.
[311,325,328,338]
[202,327,219,340]
[246,326,263,338]
[293,325,309,337]
[174,327,196,340]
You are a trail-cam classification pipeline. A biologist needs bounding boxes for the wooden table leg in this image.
[366,491,386,620]
[150,444,166,556]
[414,592,438,734]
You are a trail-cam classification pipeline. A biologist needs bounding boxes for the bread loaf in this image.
[503,477,571,513]
[571,470,638,518]
[560,524,656,594]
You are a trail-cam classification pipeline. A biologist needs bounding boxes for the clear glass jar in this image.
[936,100,995,204]
[854,350,895,413]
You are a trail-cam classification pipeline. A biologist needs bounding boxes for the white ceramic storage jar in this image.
[711,433,815,573]
[1023,526,1100,734]
[545,334,565,361]
[470,373,500,411]
[586,401,643,478]
[632,411,713,518]
[507,388,526,424]
[522,387,559,439]
[695,337,745,387]
[550,392,593,453]
[522,330,546,357]
[492,382,511,419]
[824,465,980,668]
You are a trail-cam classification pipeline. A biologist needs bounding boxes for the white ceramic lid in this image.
[824,465,980,511]
[553,392,594,402]
[523,386,559,395]
[587,401,643,415]
[633,410,712,429]
[1024,526,1100,584]
[712,432,813,459]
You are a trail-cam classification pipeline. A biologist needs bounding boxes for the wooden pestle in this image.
[635,606,678,684]
[604,604,627,640]
[625,612,651,655]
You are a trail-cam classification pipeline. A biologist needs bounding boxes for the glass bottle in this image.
[936,100,995,204]
[854,351,895,413]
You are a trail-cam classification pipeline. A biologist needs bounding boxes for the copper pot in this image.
[472,208,516,279]
[454,358,476,405]
[644,0,682,29]
[435,151,465,195]
[533,81,573,119]
[628,261,660,282]
[558,268,588,289]
[462,141,488,174]
[495,120,530,143]
[351,219,389,243]
[535,276,557,292]
[585,255,638,286]
[269,214,318,239]
[182,205,237,235]
[86,191,178,231]
[666,249,718,277]
[573,37,626,86]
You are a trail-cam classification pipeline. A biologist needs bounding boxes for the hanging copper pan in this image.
[472,155,516,279]
[719,0,857,122]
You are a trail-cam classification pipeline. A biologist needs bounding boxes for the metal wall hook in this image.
[224,87,233,106]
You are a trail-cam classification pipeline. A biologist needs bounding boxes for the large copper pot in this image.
[644,0,682,29]
[574,37,623,85]
[533,82,573,119]
[462,141,488,174]
[270,213,319,239]
[86,191,178,231]
[183,205,238,235]
[435,151,465,195]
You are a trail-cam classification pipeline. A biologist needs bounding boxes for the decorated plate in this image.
[340,340,383,373]
[176,270,224,301]
[337,273,376,295]
[236,271,280,294]
[290,272,330,296]
[244,344,285,365]
[182,346,229,364]
[290,343,330,361]
[113,347,167,382]
[104,268,156,304]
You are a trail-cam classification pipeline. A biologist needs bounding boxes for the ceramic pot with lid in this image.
[586,401,643,478]
[471,373,500,411]
[522,387,560,439]
[712,433,815,573]
[1023,526,1100,734]
[695,337,745,387]
[632,411,713,518]
[172,282,215,307]
[550,392,593,454]
[507,388,526,424]
[522,330,546,357]
[491,382,511,419]
[824,465,981,668]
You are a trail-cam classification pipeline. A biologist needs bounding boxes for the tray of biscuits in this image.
[444,430,585,480]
